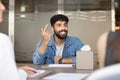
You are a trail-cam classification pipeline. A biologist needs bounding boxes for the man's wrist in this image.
[58,58,63,64]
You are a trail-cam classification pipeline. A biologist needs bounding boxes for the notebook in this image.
[44,73,89,80]
[48,64,75,68]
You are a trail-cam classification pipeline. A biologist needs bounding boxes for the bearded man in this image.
[33,14,84,64]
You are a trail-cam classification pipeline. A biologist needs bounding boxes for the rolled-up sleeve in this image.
[32,40,46,65]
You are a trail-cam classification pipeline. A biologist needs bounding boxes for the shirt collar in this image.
[48,35,72,47]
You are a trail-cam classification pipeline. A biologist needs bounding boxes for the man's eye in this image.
[57,24,61,27]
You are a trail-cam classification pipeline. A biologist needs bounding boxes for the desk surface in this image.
[17,63,93,80]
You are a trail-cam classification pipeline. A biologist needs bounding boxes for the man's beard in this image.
[54,30,68,39]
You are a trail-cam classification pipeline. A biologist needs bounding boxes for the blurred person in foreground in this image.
[87,30,120,80]
[0,1,37,80]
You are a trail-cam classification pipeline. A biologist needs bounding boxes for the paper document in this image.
[28,70,45,78]
[44,73,89,80]
[48,64,74,68]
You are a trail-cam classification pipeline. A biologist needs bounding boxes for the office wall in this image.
[0,11,111,61]
[68,11,111,53]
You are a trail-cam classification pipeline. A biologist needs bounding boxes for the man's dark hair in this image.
[50,14,69,27]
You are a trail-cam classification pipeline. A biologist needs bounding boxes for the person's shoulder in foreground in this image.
[0,32,37,80]
[86,63,120,80]
[0,32,9,39]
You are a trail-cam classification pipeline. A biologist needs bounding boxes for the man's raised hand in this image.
[41,24,51,44]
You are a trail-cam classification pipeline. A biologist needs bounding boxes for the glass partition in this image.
[15,0,58,62]
[14,0,112,62]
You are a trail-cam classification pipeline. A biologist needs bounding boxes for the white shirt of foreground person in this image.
[87,63,120,80]
[0,33,27,80]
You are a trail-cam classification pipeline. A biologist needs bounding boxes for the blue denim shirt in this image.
[33,36,84,64]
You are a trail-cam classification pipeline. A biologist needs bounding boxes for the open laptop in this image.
[76,51,94,69]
